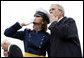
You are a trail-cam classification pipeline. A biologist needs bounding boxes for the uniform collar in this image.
[34,29,45,33]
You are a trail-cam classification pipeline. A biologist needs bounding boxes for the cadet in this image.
[4,9,50,57]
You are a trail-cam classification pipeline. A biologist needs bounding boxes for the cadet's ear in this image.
[42,21,44,24]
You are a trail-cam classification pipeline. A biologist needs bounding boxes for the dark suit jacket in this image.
[8,45,23,57]
[48,17,82,57]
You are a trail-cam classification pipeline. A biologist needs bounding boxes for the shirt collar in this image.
[57,17,64,22]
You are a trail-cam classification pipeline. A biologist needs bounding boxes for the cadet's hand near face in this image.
[19,23,26,27]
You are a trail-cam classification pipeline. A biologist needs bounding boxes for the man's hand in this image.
[50,14,58,23]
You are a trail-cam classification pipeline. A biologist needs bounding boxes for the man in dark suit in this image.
[48,4,82,57]
[1,40,23,57]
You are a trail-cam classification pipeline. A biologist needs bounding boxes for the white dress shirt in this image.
[8,44,11,52]
[57,17,64,22]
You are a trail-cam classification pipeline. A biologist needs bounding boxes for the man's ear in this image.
[60,11,64,16]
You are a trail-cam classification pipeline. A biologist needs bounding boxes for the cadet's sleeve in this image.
[4,22,25,40]
[49,18,79,40]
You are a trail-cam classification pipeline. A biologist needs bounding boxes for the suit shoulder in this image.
[67,17,75,21]
[64,17,75,23]
[11,45,20,49]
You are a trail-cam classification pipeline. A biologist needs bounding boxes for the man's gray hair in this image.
[53,4,64,16]
[56,4,64,11]
[1,40,10,45]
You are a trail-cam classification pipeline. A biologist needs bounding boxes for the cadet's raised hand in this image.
[19,23,26,27]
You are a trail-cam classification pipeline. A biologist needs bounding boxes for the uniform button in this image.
[40,42,43,45]
[28,39,30,41]
[39,46,41,48]
[29,34,31,38]
[41,39,44,41]
[43,36,45,37]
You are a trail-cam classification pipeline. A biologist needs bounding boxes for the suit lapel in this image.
[57,17,67,25]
